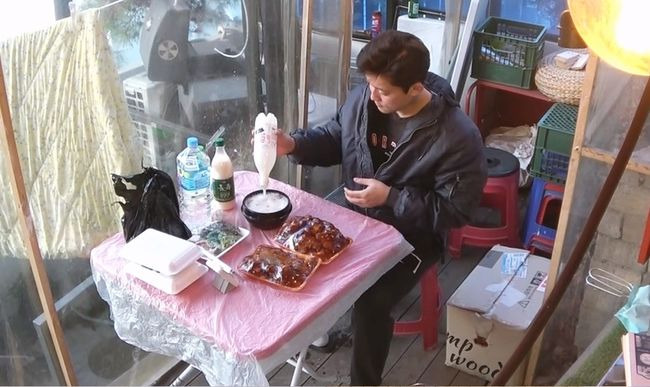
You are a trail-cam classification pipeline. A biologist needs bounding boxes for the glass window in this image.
[0,240,58,385]
[351,0,567,39]
[419,0,445,12]
[493,0,567,37]
[353,0,388,35]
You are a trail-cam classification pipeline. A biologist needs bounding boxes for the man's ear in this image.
[409,82,424,95]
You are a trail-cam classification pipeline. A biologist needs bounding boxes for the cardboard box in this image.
[445,245,549,384]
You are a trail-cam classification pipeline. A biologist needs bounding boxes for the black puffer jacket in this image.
[289,73,487,263]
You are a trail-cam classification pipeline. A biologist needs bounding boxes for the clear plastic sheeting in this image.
[583,61,650,160]
[92,269,267,386]
[532,60,650,385]
[91,171,413,385]
[0,10,141,258]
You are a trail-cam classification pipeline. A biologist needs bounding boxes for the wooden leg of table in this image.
[290,349,307,386]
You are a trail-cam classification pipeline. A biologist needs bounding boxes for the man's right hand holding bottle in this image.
[275,132,295,156]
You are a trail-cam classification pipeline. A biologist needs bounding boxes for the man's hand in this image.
[344,177,391,208]
[276,131,296,156]
[250,129,296,156]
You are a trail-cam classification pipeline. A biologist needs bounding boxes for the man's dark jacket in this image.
[289,73,487,263]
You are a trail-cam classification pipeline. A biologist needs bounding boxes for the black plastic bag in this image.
[112,167,192,241]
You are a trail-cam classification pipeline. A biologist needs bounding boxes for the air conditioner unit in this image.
[122,72,176,117]
[132,120,159,168]
[122,73,176,168]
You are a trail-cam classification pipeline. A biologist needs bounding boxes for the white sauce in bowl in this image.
[245,192,289,214]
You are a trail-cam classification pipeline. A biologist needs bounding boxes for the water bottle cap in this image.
[215,137,224,147]
[187,137,198,148]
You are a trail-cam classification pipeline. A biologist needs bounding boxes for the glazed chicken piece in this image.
[275,215,352,264]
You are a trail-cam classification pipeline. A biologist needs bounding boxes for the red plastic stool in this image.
[448,148,521,258]
[393,265,440,350]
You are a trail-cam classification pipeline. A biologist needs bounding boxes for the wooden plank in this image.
[295,0,313,189]
[451,369,488,386]
[523,53,600,385]
[382,335,442,385]
[294,285,423,386]
[382,252,484,384]
[271,247,484,386]
[581,146,650,176]
[270,349,339,386]
[268,260,425,385]
[384,249,486,385]
[417,338,462,386]
[337,0,352,106]
[0,60,77,385]
[299,259,455,385]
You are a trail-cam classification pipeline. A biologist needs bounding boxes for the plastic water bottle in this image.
[253,112,278,193]
[177,137,211,234]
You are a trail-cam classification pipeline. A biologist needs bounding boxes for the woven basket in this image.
[535,49,587,105]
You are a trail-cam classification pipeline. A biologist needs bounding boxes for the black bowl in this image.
[241,189,292,230]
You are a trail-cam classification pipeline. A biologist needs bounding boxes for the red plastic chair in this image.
[448,169,521,258]
[393,265,441,350]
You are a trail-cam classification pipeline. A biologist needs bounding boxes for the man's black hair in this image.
[356,30,430,93]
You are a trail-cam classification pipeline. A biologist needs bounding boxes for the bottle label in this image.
[212,177,235,202]
[371,11,381,38]
[180,169,210,191]
[408,1,419,17]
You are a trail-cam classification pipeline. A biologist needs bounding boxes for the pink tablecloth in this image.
[91,171,412,385]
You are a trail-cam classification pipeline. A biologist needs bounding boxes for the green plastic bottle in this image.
[408,0,419,18]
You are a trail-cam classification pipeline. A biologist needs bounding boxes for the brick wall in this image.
[574,170,650,350]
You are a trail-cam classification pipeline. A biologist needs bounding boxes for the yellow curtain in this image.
[0,10,141,259]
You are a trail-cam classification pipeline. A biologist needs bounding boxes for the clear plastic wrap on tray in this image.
[193,221,247,255]
[275,215,352,264]
[239,245,320,291]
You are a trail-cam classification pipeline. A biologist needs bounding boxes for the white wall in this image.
[0,1,56,42]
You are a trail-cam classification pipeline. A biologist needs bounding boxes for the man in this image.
[275,30,487,385]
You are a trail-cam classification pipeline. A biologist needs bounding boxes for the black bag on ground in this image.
[112,167,192,241]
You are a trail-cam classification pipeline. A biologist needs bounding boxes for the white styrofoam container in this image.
[125,261,208,295]
[119,228,201,276]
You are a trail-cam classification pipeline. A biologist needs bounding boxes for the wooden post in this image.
[493,70,650,386]
[296,0,313,190]
[0,58,78,385]
[523,54,598,385]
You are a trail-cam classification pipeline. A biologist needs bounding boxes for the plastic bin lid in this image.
[485,147,520,177]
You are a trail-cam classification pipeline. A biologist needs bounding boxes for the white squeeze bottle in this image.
[253,112,278,193]
[210,137,236,210]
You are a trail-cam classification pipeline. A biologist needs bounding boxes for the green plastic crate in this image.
[530,103,579,183]
[471,17,546,89]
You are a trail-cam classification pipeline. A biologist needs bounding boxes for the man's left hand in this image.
[344,177,390,208]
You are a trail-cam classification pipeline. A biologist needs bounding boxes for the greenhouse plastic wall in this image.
[0,156,55,384]
[0,0,326,383]
[532,61,650,385]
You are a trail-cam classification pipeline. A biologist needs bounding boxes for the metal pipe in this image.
[170,365,201,386]
[290,349,307,386]
[491,77,650,385]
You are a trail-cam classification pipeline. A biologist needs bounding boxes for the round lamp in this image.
[568,0,650,75]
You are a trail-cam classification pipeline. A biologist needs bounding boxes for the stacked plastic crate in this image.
[524,103,578,255]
